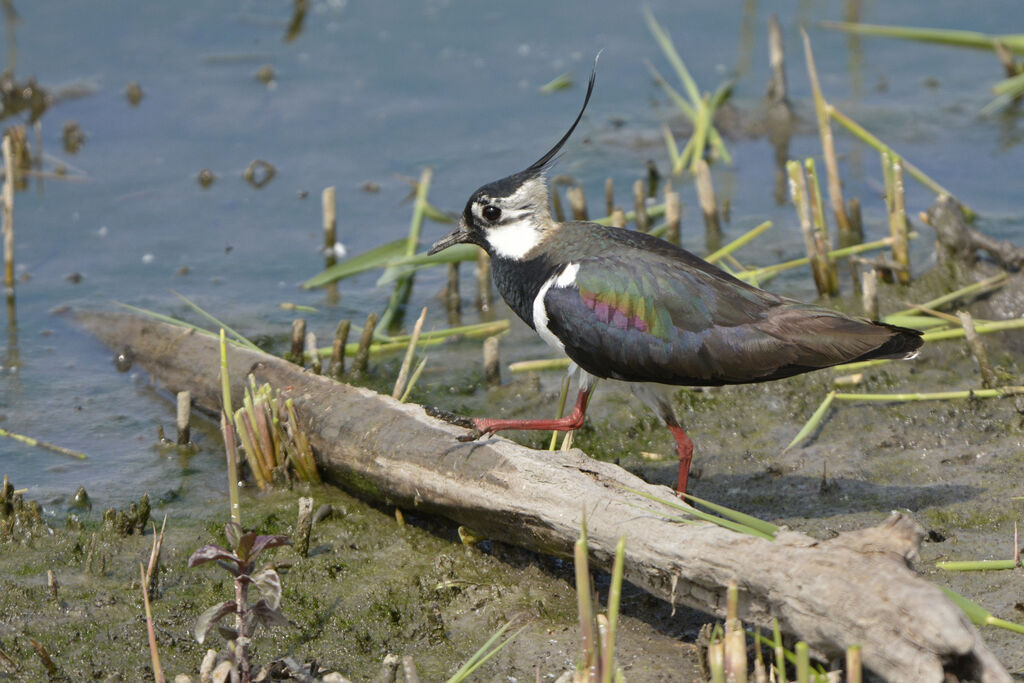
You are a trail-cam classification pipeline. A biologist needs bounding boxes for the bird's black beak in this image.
[427,217,470,255]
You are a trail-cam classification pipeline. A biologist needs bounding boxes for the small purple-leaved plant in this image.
[188,521,292,682]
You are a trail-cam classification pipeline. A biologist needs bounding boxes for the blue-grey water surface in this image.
[1,0,1021,511]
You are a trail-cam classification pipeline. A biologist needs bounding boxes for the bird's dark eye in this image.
[482,205,501,221]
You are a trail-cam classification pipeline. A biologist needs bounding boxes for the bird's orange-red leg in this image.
[667,424,694,496]
[458,387,593,441]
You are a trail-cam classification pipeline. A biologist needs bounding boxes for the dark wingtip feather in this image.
[523,52,601,176]
[856,322,925,362]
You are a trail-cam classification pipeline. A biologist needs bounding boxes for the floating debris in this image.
[243,159,276,188]
[125,81,144,106]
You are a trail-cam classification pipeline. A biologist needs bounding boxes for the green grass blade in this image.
[399,356,429,403]
[936,559,1017,571]
[445,619,528,682]
[376,243,480,286]
[618,485,775,540]
[939,586,1024,634]
[171,290,258,351]
[681,492,780,537]
[661,124,682,173]
[601,535,626,683]
[379,168,432,333]
[539,71,573,93]
[784,391,836,452]
[302,237,408,288]
[827,105,971,218]
[834,387,1024,402]
[820,21,1024,54]
[645,61,698,120]
[890,273,1007,317]
[706,221,772,264]
[993,70,1024,96]
[644,7,701,105]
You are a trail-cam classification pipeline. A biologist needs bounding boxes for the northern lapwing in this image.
[428,64,923,494]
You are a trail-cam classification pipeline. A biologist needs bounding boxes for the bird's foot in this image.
[424,407,491,441]
[424,405,476,430]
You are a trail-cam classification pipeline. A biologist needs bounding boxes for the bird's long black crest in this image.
[522,53,600,176]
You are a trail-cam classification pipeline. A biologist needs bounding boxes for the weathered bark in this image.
[76,310,1010,683]
[924,195,1024,271]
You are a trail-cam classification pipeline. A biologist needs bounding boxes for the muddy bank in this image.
[0,485,697,680]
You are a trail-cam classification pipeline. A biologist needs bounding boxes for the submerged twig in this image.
[0,427,87,460]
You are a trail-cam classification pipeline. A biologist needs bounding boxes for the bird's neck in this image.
[489,251,559,329]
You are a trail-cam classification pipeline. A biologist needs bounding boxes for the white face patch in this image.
[532,262,579,353]
[486,216,543,259]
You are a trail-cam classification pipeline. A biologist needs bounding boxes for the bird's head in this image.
[428,58,598,261]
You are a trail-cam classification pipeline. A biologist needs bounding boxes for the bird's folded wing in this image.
[543,256,898,386]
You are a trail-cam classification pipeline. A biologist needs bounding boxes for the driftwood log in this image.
[76,310,1010,682]
[924,195,1024,271]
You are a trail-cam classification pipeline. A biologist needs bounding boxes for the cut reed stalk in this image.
[176,391,191,445]
[695,159,722,251]
[220,412,241,526]
[633,179,649,232]
[352,312,378,376]
[887,158,911,284]
[804,158,840,295]
[786,160,831,296]
[483,335,501,388]
[306,332,321,374]
[567,185,588,221]
[664,190,681,246]
[295,496,313,558]
[551,184,565,222]
[956,310,996,388]
[446,262,461,325]
[604,177,614,217]
[288,319,306,365]
[475,250,492,312]
[846,644,862,683]
[801,29,854,241]
[860,266,878,319]
[594,202,666,228]
[1,135,13,292]
[766,15,787,104]
[399,356,428,403]
[321,186,339,304]
[829,104,972,219]
[140,560,165,683]
[610,207,626,228]
[329,319,350,379]
[322,186,336,257]
[392,307,426,399]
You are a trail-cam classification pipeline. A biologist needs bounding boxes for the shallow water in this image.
[1,1,1022,514]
